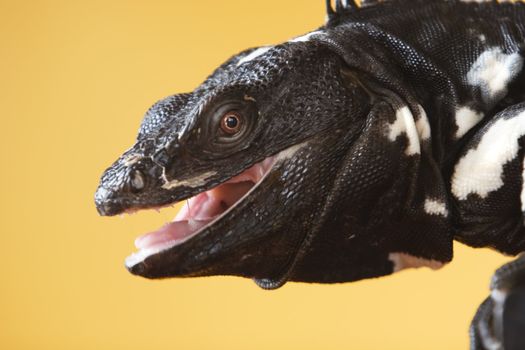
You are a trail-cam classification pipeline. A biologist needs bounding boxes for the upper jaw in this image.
[94,156,264,217]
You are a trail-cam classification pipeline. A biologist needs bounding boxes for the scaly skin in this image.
[95,1,525,348]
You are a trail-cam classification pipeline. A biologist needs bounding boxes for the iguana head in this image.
[95,25,451,287]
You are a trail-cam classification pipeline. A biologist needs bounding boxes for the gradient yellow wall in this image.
[0,1,513,349]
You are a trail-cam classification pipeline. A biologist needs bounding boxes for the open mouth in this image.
[125,156,277,268]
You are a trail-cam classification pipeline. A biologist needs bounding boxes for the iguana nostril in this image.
[130,170,145,192]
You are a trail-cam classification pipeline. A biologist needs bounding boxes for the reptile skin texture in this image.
[96,1,525,349]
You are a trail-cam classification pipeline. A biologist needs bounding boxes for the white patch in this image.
[126,141,309,268]
[491,288,508,304]
[243,94,256,102]
[96,187,109,198]
[123,153,144,166]
[455,106,484,139]
[162,171,217,190]
[388,106,420,155]
[236,46,272,66]
[274,141,307,161]
[452,111,525,200]
[424,198,448,217]
[488,288,507,350]
[290,31,323,43]
[389,253,444,273]
[466,48,523,102]
[415,105,431,141]
[131,171,145,190]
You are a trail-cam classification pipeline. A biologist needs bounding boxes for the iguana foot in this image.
[471,254,525,350]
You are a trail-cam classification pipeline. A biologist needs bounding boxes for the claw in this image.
[471,297,502,350]
[471,255,525,350]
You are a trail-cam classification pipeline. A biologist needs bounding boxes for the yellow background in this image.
[0,1,513,349]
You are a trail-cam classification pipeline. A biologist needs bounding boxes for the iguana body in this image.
[95,1,525,349]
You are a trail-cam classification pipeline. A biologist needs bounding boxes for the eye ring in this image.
[220,111,243,135]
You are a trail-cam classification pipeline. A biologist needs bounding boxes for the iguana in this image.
[95,1,525,348]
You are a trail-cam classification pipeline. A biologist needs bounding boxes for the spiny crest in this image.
[326,0,358,20]
[325,0,385,23]
[325,0,445,19]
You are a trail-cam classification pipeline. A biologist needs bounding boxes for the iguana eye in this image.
[220,111,243,134]
[197,99,256,152]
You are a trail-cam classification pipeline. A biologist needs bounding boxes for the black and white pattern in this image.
[95,1,525,348]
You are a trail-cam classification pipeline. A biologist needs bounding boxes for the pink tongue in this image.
[134,219,209,249]
[134,181,254,250]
